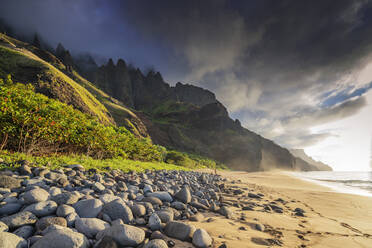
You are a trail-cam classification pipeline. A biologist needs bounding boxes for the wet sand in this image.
[190,171,372,248]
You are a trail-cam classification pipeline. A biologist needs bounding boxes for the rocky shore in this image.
[0,161,240,248]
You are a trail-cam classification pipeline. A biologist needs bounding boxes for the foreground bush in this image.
[0,76,165,161]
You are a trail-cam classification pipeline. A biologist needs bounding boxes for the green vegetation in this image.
[165,150,227,170]
[151,100,192,117]
[0,76,164,161]
[0,43,112,124]
[0,150,187,172]
[0,75,224,171]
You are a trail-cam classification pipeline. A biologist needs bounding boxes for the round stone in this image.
[192,228,212,248]
[73,199,103,218]
[24,200,58,217]
[23,188,49,204]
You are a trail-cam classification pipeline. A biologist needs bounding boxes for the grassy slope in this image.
[0,33,112,124]
[0,151,189,172]
[70,70,145,137]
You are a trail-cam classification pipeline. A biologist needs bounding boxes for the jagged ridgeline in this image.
[0,33,329,171]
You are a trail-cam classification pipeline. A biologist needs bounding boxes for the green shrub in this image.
[0,76,163,161]
[165,150,194,167]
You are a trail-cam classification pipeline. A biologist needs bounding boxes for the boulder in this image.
[1,211,38,229]
[148,213,161,231]
[0,221,8,232]
[56,204,76,217]
[0,203,22,216]
[144,239,168,248]
[52,192,80,205]
[148,192,173,202]
[101,200,133,223]
[192,228,212,248]
[164,221,196,241]
[24,201,58,217]
[32,228,89,248]
[0,231,27,248]
[23,188,49,204]
[13,225,34,239]
[94,236,118,248]
[0,175,21,189]
[174,186,191,203]
[73,199,103,218]
[36,216,67,231]
[131,204,146,217]
[75,218,110,238]
[96,223,145,247]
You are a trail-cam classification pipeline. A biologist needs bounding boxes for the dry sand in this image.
[188,171,372,248]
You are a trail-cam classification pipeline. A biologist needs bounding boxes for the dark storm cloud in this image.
[1,0,372,148]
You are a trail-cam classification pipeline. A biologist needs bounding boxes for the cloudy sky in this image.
[1,0,372,171]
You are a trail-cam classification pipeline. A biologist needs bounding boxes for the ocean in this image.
[293,171,372,197]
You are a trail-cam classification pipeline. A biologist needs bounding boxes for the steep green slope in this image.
[0,33,112,124]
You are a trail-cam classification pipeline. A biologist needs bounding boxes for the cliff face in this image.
[290,149,333,171]
[76,57,326,171]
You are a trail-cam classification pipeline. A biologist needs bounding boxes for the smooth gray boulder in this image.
[155,210,173,223]
[66,212,78,227]
[13,225,35,239]
[101,200,133,223]
[56,204,76,217]
[24,201,57,217]
[73,199,103,218]
[0,231,27,248]
[148,192,173,202]
[0,175,21,188]
[36,216,67,231]
[52,192,80,205]
[75,218,109,238]
[0,221,8,232]
[164,221,196,241]
[23,188,49,204]
[174,186,191,203]
[0,203,22,216]
[96,223,145,247]
[148,213,161,231]
[1,211,38,229]
[31,228,89,248]
[144,239,168,248]
[131,204,146,217]
[192,228,212,248]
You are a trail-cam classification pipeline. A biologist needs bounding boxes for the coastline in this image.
[290,171,372,198]
[193,170,372,248]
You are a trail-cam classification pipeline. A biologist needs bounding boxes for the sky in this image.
[1,0,372,171]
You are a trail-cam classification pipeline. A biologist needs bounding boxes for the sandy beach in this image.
[188,171,372,248]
